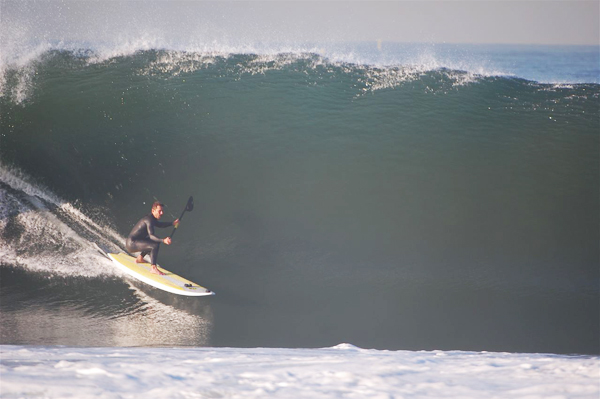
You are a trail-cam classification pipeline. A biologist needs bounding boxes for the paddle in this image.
[169,196,194,239]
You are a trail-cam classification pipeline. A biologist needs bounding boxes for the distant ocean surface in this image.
[1,36,598,357]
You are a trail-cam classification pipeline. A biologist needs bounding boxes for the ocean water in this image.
[1,0,599,363]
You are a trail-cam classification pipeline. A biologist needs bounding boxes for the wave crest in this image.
[2,48,497,104]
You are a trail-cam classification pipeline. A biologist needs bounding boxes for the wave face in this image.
[1,47,598,353]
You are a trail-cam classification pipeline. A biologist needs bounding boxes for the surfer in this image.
[126,201,180,275]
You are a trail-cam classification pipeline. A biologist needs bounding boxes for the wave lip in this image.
[1,40,598,105]
[3,43,597,107]
[2,0,598,88]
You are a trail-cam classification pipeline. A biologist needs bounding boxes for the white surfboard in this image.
[95,244,214,296]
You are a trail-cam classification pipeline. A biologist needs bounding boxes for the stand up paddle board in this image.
[95,244,214,297]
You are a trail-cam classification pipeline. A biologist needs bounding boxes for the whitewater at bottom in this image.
[1,344,597,399]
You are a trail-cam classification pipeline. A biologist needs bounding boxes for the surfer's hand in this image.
[163,237,172,245]
[173,219,180,228]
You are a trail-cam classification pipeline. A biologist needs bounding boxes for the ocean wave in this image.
[0,47,533,105]
[0,36,598,354]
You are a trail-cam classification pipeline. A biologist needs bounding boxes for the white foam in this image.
[1,345,597,398]
[0,163,125,277]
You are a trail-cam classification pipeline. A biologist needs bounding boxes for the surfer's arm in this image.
[146,220,164,243]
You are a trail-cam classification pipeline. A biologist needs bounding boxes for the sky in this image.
[1,0,599,49]
[224,1,600,46]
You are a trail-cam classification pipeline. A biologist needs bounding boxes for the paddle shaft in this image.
[169,196,194,239]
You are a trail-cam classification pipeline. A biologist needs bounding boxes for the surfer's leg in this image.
[148,244,165,275]
[149,243,160,265]
[126,238,163,274]
[126,239,157,264]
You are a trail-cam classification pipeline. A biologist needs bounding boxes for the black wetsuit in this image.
[126,214,172,265]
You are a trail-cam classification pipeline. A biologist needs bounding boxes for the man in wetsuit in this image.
[126,201,180,275]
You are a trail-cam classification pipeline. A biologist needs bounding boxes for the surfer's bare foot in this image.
[135,255,145,264]
[150,265,165,275]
